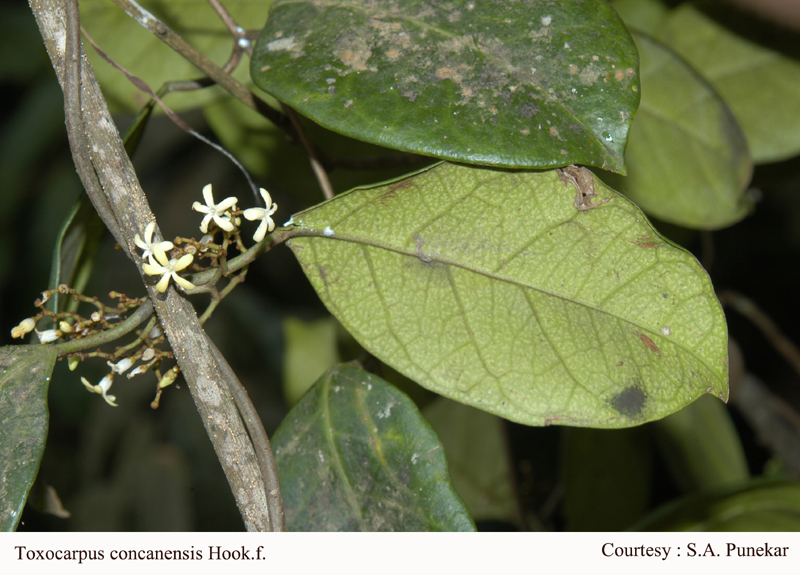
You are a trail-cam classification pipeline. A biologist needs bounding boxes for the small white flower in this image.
[11,318,35,339]
[134,221,174,260]
[36,329,62,343]
[149,325,163,339]
[192,184,238,233]
[142,244,196,293]
[82,374,118,407]
[243,188,278,242]
[107,357,133,374]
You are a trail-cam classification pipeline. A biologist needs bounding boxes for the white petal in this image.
[214,214,235,232]
[252,219,268,243]
[142,262,167,276]
[243,207,265,221]
[144,221,156,243]
[155,274,171,293]
[172,254,194,272]
[259,188,272,206]
[217,196,239,211]
[173,274,196,291]
[202,183,215,206]
[192,201,211,214]
[150,244,171,267]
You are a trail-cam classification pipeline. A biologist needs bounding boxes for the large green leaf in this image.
[251,0,639,172]
[0,345,57,531]
[272,363,475,531]
[423,397,518,525]
[80,0,276,113]
[633,480,800,531]
[657,5,800,164]
[652,394,749,493]
[285,162,728,428]
[601,33,752,229]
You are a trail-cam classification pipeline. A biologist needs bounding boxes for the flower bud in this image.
[58,321,73,334]
[11,318,35,339]
[158,367,180,389]
[68,356,80,371]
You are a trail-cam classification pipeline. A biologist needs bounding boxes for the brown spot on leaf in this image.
[635,331,660,355]
[635,236,660,248]
[614,69,625,81]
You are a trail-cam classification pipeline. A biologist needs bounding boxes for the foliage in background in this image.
[3,0,800,531]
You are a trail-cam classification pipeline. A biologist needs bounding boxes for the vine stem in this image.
[30,0,281,531]
[54,299,154,357]
[108,0,287,130]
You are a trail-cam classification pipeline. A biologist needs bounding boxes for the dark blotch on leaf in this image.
[611,384,647,418]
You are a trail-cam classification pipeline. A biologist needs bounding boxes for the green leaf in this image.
[561,427,652,530]
[80,0,276,113]
[423,397,518,526]
[0,345,57,531]
[47,195,106,314]
[601,33,752,229]
[282,316,340,407]
[652,394,749,493]
[251,0,639,173]
[272,363,475,531]
[656,5,800,164]
[285,162,728,428]
[610,0,668,36]
[633,480,800,531]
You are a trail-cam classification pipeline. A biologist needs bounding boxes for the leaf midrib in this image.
[289,230,724,381]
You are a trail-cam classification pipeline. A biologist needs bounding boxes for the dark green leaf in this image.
[633,480,800,531]
[0,345,57,531]
[286,162,728,428]
[251,0,639,172]
[652,394,749,493]
[601,33,752,229]
[272,363,475,531]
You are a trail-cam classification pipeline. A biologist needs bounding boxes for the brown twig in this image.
[80,25,260,200]
[108,0,286,130]
[31,0,278,531]
[208,337,286,531]
[719,290,800,378]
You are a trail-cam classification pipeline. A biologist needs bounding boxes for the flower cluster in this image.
[191,184,278,243]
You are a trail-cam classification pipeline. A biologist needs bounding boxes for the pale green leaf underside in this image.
[251,0,639,173]
[657,5,800,164]
[272,364,475,531]
[0,345,57,532]
[602,33,752,230]
[287,162,728,428]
